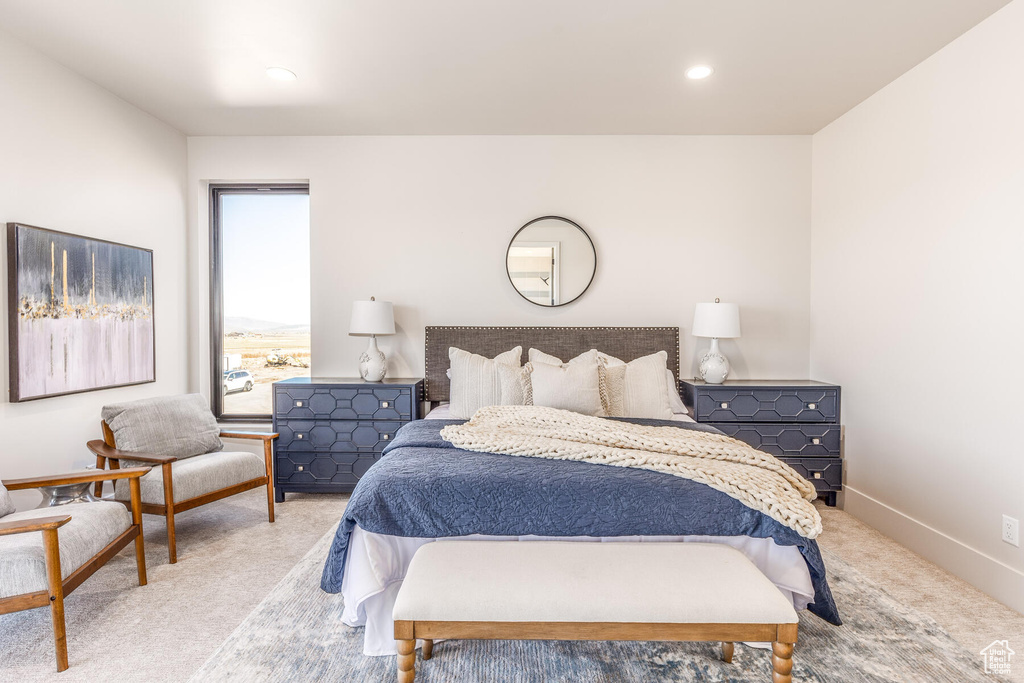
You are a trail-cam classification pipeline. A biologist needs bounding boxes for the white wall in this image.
[186,135,812,398]
[0,29,188,509]
[811,1,1024,611]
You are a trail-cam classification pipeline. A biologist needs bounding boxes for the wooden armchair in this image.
[88,424,277,564]
[0,467,149,672]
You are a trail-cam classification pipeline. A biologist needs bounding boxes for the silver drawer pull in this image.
[720,402,729,409]
[807,402,817,410]
[381,401,389,408]
[296,434,304,440]
[813,472,822,479]
[382,434,389,440]
[295,400,304,407]
[811,438,821,445]
[297,465,304,472]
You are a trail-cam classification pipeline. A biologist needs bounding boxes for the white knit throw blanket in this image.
[440,405,822,539]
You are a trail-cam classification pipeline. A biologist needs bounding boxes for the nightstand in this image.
[680,379,843,506]
[271,377,424,501]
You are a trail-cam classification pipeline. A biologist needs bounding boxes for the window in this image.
[210,185,310,420]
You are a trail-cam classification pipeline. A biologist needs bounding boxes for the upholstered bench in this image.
[393,541,799,683]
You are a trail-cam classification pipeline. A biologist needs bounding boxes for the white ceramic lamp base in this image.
[359,336,387,382]
[698,337,730,384]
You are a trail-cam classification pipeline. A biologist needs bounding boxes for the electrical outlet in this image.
[1003,515,1020,547]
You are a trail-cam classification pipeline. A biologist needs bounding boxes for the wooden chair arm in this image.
[2,467,152,492]
[0,514,72,537]
[86,440,177,464]
[220,431,279,441]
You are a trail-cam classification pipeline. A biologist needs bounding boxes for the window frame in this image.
[209,183,310,422]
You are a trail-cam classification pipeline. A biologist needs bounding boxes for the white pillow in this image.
[527,357,604,416]
[497,363,533,406]
[529,349,607,415]
[665,369,688,414]
[528,348,591,367]
[448,346,522,418]
[599,351,673,419]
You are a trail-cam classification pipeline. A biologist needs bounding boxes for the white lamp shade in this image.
[692,302,741,339]
[349,299,395,336]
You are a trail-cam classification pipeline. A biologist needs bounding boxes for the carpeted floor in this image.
[0,490,345,682]
[188,524,1009,683]
[816,503,1024,679]
[1,491,1021,682]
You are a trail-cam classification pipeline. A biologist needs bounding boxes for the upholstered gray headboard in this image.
[424,326,680,404]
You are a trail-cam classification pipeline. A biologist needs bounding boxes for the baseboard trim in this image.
[844,486,1024,614]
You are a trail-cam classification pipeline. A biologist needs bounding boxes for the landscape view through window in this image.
[220,191,310,416]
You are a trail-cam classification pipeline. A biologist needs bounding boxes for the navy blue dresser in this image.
[680,379,843,506]
[272,377,423,501]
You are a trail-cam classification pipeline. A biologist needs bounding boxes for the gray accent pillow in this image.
[102,394,223,460]
[0,481,14,518]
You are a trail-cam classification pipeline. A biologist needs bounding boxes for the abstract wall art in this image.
[7,223,155,401]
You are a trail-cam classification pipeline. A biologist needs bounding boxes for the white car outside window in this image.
[224,370,254,394]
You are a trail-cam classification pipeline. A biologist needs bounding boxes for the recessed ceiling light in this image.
[686,65,714,80]
[266,67,298,81]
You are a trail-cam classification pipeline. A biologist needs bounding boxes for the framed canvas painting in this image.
[7,223,155,402]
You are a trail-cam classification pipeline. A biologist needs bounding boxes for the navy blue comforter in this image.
[321,418,840,625]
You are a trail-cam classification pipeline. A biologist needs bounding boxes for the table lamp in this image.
[692,299,741,384]
[349,297,396,382]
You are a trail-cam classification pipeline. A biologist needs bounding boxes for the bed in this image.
[321,326,840,656]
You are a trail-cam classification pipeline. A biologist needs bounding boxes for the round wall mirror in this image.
[506,216,596,307]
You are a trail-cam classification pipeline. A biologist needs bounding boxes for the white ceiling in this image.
[0,0,1010,136]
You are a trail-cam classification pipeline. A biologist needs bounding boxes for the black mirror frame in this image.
[505,215,597,308]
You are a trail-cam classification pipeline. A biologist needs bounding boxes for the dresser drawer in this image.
[692,387,839,423]
[779,457,843,493]
[275,450,381,486]
[274,385,414,421]
[710,423,840,456]
[275,419,402,452]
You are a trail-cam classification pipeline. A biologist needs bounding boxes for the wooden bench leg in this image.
[772,642,793,683]
[721,641,734,663]
[422,639,433,660]
[397,639,415,683]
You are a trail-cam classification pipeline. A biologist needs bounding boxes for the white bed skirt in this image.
[339,525,815,656]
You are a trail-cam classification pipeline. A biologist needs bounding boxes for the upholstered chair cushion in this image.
[102,394,223,463]
[0,502,131,598]
[0,480,14,518]
[113,451,266,505]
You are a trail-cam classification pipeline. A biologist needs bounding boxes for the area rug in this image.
[189,527,1007,683]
